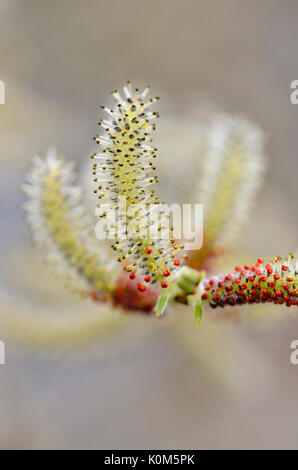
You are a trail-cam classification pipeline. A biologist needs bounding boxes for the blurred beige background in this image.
[0,0,298,449]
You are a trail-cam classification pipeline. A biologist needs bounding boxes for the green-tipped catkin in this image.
[23,148,115,297]
[190,115,266,269]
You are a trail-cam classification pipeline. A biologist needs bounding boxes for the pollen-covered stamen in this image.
[93,83,183,287]
[199,254,298,309]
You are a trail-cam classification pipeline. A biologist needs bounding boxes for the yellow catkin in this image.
[93,83,183,290]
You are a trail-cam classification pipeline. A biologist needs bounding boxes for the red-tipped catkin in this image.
[199,255,298,309]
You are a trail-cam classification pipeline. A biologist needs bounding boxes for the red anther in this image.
[258,258,264,264]
[244,265,250,270]
[213,294,220,301]
[282,283,289,291]
[271,293,276,299]
[267,268,273,275]
[256,269,262,276]
[146,247,152,254]
[255,262,261,268]
[278,298,284,304]
[238,290,244,297]
[260,276,267,282]
[228,285,233,291]
[144,275,151,283]
[289,290,296,297]
[219,281,225,288]
[129,272,136,280]
[241,270,247,276]
[287,276,293,282]
[253,283,260,289]
[261,289,268,296]
[201,293,208,300]
[281,265,288,271]
[161,281,168,289]
[235,266,241,272]
[241,283,247,290]
[226,274,233,281]
[163,269,171,277]
[248,275,255,282]
[273,274,280,281]
[174,259,180,266]
[137,283,147,292]
[251,266,256,272]
[247,295,252,302]
[275,290,282,297]
[250,289,256,296]
[265,263,271,269]
[234,278,240,284]
[269,281,276,288]
[90,290,100,302]
[210,279,216,285]
[205,284,211,291]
